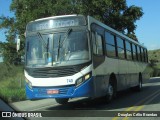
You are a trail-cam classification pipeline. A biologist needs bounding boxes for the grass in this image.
[148,49,160,67]
[0,63,26,103]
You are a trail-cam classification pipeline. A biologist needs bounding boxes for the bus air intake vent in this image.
[25,62,91,78]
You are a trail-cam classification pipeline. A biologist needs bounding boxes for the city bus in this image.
[24,15,150,104]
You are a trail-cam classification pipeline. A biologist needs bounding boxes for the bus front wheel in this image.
[55,98,69,105]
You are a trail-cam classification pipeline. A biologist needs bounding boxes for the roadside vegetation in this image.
[148,49,160,76]
[0,63,26,102]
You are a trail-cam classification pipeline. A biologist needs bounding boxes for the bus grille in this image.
[30,67,77,78]
[25,62,91,78]
[59,87,70,94]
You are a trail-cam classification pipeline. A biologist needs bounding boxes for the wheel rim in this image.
[108,84,114,97]
[139,80,142,89]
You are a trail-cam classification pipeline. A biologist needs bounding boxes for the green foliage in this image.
[0,15,23,64]
[0,63,24,82]
[0,63,25,102]
[102,1,143,41]
[0,88,25,102]
[0,42,16,64]
[148,49,160,77]
[148,49,160,68]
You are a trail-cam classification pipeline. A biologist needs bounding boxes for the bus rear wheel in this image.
[135,75,142,91]
[55,98,69,105]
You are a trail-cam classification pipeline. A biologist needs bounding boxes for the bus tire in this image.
[135,74,143,92]
[55,98,69,105]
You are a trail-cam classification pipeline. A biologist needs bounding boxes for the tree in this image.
[9,0,143,40]
[0,16,19,64]
[76,0,143,41]
[0,0,143,64]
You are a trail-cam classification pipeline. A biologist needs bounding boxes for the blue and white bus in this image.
[24,15,150,104]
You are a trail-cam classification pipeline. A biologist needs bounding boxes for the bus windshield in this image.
[25,30,90,68]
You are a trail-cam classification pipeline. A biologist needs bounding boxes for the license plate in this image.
[47,90,59,94]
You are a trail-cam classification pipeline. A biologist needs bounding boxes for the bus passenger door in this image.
[91,31,106,97]
[92,32,105,68]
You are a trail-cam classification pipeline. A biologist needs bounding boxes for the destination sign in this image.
[26,16,86,31]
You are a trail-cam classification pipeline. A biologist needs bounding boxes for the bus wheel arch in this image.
[110,73,117,97]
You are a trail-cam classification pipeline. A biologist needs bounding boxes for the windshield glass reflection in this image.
[26,31,90,68]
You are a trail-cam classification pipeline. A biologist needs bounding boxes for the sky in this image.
[0,0,160,50]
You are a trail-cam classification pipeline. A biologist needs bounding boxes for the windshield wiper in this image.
[46,38,49,58]
[37,32,50,61]
[60,28,72,47]
[57,35,61,62]
[57,28,72,61]
[37,32,47,48]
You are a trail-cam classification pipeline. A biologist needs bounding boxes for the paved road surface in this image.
[10,77,160,120]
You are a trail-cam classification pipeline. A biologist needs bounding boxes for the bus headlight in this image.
[25,78,32,89]
[76,72,92,87]
[84,73,91,80]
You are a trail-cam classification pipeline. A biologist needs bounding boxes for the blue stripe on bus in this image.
[25,77,94,99]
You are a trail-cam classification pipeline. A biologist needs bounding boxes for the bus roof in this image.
[32,14,82,22]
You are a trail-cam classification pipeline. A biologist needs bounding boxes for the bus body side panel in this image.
[118,60,150,89]
[92,57,118,98]
[126,60,139,88]
[88,15,150,92]
[117,59,128,90]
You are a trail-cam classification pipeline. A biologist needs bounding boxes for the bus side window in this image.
[105,32,116,57]
[132,44,137,61]
[125,41,132,60]
[137,46,141,62]
[93,32,103,55]
[144,49,148,63]
[117,37,125,59]
[140,47,144,62]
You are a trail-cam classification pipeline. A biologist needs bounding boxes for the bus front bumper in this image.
[25,77,94,100]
